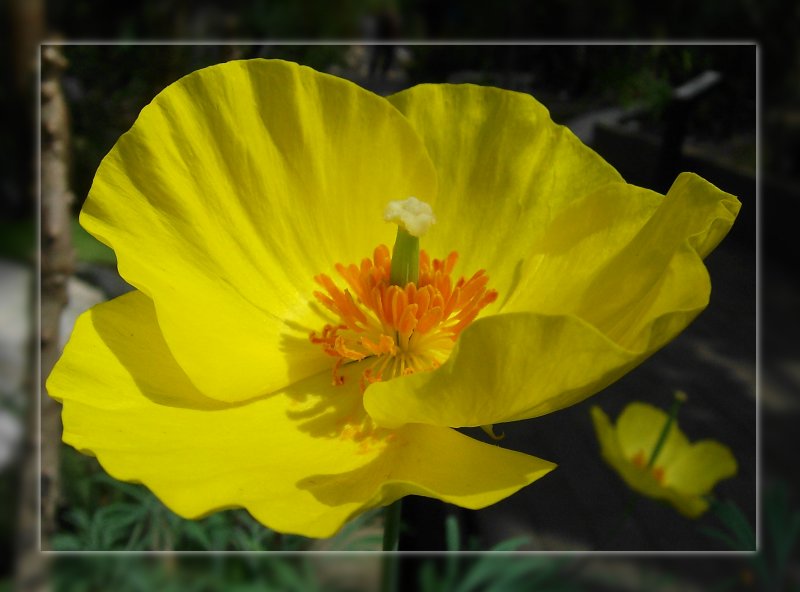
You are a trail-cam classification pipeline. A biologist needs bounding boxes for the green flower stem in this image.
[380,500,402,592]
[389,226,419,286]
[647,391,688,468]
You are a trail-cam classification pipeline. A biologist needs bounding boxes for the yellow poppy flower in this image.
[590,402,738,517]
[47,59,740,539]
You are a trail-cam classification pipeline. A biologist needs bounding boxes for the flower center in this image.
[631,450,666,484]
[310,244,498,390]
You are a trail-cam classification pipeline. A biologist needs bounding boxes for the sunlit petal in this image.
[82,59,437,403]
[48,291,553,537]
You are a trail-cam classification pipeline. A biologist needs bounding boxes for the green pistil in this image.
[389,226,419,287]
[647,390,688,468]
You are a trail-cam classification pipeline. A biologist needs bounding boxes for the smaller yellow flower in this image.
[590,398,737,517]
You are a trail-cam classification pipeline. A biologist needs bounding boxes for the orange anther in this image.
[398,304,419,336]
[631,450,646,468]
[394,288,409,327]
[416,286,431,317]
[653,466,665,483]
[416,306,443,334]
[444,251,459,274]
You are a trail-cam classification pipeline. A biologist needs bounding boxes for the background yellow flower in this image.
[591,401,738,517]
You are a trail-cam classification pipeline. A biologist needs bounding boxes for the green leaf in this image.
[325,507,382,551]
[419,561,442,592]
[51,533,83,551]
[488,535,531,552]
[443,515,462,591]
[445,514,461,552]
[698,525,742,550]
[704,498,756,551]
[124,519,147,551]
[266,558,316,592]
[458,556,551,592]
[765,485,800,587]
[180,520,213,551]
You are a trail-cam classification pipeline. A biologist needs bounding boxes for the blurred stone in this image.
[0,410,22,470]
[0,259,30,398]
[75,261,133,299]
[60,270,106,347]
[0,258,104,470]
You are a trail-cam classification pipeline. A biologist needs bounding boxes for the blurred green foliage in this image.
[417,516,582,592]
[55,447,379,553]
[701,497,757,552]
[53,555,326,592]
[51,452,592,591]
[699,484,800,591]
[762,486,800,591]
[53,449,591,591]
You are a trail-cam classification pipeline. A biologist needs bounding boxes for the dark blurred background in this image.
[1,0,796,591]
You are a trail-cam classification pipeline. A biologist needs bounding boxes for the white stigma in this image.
[383,197,436,237]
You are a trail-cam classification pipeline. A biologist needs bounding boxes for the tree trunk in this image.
[15,43,75,592]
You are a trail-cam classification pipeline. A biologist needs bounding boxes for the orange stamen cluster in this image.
[631,450,666,484]
[310,244,498,390]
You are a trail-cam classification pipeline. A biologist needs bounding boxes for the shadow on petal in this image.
[278,300,341,389]
[296,423,556,512]
[283,360,393,445]
[90,292,238,411]
[89,289,340,412]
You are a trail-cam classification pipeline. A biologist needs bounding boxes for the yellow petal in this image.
[665,440,737,495]
[387,83,623,304]
[305,423,555,518]
[590,406,671,500]
[81,59,437,404]
[499,181,662,315]
[590,406,618,458]
[571,173,740,351]
[47,291,554,538]
[667,493,711,518]
[501,174,738,345]
[368,85,739,429]
[615,402,689,467]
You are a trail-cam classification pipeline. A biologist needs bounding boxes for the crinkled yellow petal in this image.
[570,173,740,352]
[615,402,689,467]
[367,83,739,428]
[47,291,554,539]
[665,440,737,495]
[81,59,437,404]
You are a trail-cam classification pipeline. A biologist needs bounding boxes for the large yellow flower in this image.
[47,59,740,539]
[591,402,738,517]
